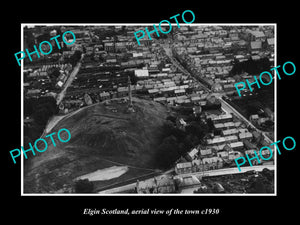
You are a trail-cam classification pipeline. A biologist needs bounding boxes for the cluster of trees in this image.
[73,179,94,193]
[47,67,61,85]
[230,58,271,76]
[193,169,274,194]
[90,26,129,43]
[193,182,225,193]
[24,96,58,125]
[154,116,210,169]
[66,50,82,67]
[24,96,58,147]
[246,168,274,193]
[24,27,66,54]
[127,71,138,85]
[24,28,82,67]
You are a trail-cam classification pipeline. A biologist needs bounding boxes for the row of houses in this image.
[172,26,274,95]
[175,157,224,175]
[175,141,273,175]
[174,109,273,175]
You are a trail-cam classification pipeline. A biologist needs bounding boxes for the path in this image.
[56,54,84,105]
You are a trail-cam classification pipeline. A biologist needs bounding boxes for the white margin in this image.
[21,24,24,195]
[274,23,277,196]
[21,23,277,197]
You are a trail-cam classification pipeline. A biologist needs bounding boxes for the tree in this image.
[32,108,51,125]
[247,177,267,193]
[155,135,180,168]
[129,72,138,85]
[24,98,35,116]
[29,96,58,125]
[69,50,82,66]
[230,58,271,76]
[185,121,209,140]
[182,134,199,151]
[166,115,176,123]
[24,28,36,52]
[74,179,94,193]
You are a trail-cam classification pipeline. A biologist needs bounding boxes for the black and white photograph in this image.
[21,24,276,195]
[3,4,298,221]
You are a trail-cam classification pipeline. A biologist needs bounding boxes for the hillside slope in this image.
[24,97,172,193]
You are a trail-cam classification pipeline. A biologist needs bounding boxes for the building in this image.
[223,122,235,129]
[117,87,128,97]
[244,149,258,156]
[224,135,238,143]
[174,175,202,193]
[134,69,149,78]
[229,142,244,151]
[104,42,115,52]
[176,118,187,131]
[185,148,199,161]
[175,162,193,174]
[250,41,262,51]
[175,155,224,175]
[214,123,225,130]
[217,150,229,159]
[199,148,213,158]
[250,114,259,122]
[202,157,223,170]
[209,113,233,123]
[222,128,239,136]
[244,149,260,165]
[228,151,242,161]
[248,30,266,41]
[239,132,253,141]
[99,92,110,101]
[266,38,274,50]
[207,137,226,145]
[260,148,273,160]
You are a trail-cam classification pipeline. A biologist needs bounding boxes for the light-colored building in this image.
[207,137,226,145]
[222,128,239,136]
[239,132,253,140]
[229,142,244,150]
[186,148,199,161]
[134,69,149,78]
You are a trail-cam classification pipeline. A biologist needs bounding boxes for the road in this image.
[43,102,94,134]
[160,43,211,92]
[217,96,273,143]
[97,165,274,194]
[97,44,276,194]
[56,54,84,105]
[42,54,87,135]
[48,44,274,194]
[98,182,135,194]
[174,164,274,178]
[160,43,273,144]
[98,168,175,194]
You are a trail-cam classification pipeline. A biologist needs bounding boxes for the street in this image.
[41,54,84,136]
[218,96,274,143]
[56,53,84,105]
[174,164,274,178]
[98,168,175,194]
[160,43,273,144]
[98,164,274,194]
[96,42,277,194]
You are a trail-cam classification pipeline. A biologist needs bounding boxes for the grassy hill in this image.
[24,97,173,193]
